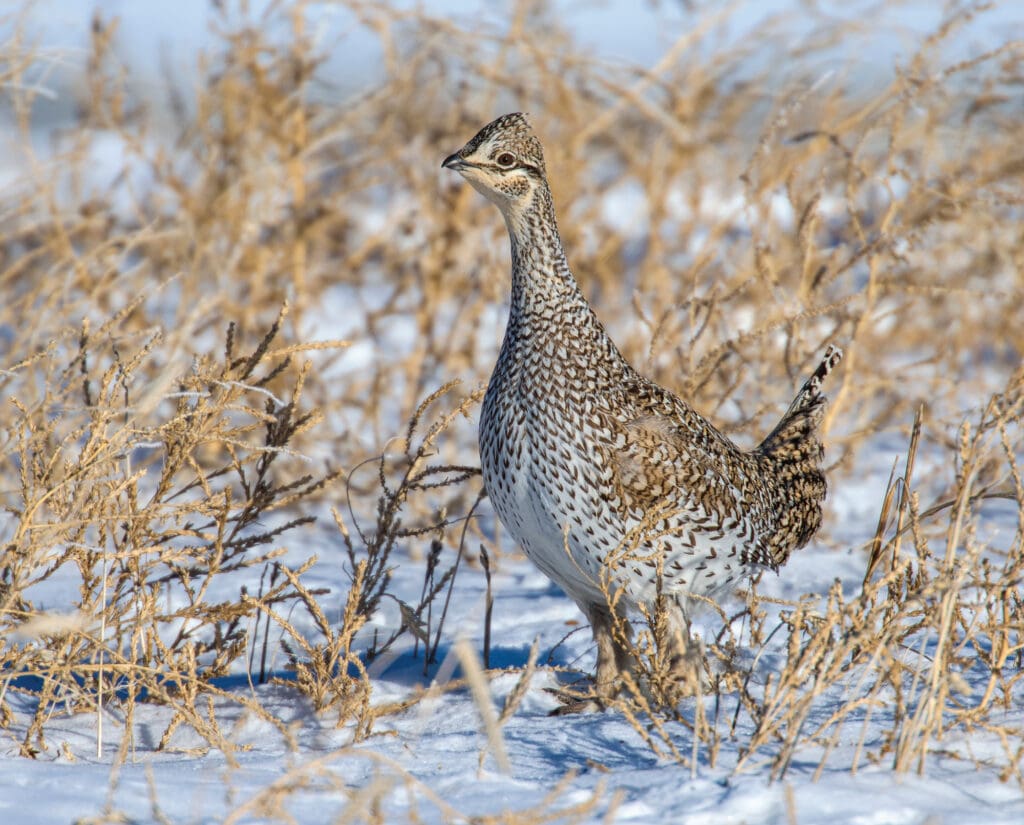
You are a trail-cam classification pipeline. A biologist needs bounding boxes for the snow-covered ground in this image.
[3,471,1023,824]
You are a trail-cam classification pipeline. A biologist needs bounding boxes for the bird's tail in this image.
[756,345,843,463]
[754,345,843,561]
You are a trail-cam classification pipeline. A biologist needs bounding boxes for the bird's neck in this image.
[494,184,633,391]
[503,186,589,322]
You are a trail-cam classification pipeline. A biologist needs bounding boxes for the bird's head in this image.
[442,113,548,219]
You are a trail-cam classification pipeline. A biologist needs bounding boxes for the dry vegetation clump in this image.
[0,0,1022,817]
[1,302,345,757]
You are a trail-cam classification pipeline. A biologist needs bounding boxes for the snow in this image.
[5,436,1024,824]
[5,659,1023,824]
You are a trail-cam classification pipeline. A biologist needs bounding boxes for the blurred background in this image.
[7,1,1024,155]
[2,0,1022,554]
[2,0,1023,574]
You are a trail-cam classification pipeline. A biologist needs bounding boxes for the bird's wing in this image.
[609,412,740,513]
[601,387,776,569]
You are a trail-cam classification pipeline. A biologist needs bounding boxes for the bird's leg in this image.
[665,602,706,700]
[613,612,636,681]
[586,601,634,703]
[549,600,635,715]
[587,603,619,701]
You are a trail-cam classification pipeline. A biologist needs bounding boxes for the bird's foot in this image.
[544,678,619,715]
[548,694,605,715]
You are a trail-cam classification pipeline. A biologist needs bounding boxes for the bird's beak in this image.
[442,152,468,171]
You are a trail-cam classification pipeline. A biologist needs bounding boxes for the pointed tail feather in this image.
[755,345,843,563]
[756,345,843,462]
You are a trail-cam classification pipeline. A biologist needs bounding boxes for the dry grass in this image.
[1,0,1023,820]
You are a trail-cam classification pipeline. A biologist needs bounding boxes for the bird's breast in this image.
[478,337,621,589]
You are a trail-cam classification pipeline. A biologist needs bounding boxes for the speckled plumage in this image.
[443,113,842,703]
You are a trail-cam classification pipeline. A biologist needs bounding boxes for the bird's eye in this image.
[495,152,516,168]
